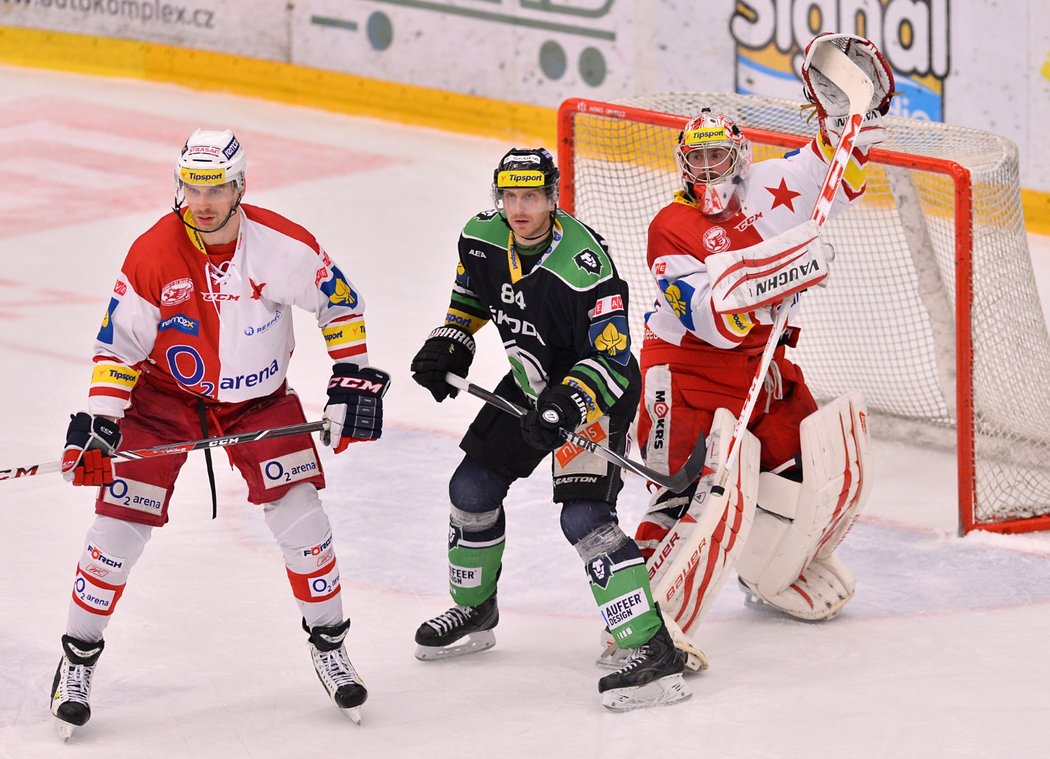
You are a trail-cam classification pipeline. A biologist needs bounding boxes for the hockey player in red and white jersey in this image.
[631,34,891,654]
[49,129,388,737]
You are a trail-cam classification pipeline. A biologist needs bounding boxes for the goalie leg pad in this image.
[649,407,760,637]
[736,393,870,619]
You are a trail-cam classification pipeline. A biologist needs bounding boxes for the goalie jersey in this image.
[645,133,867,356]
[88,205,370,417]
[444,209,639,422]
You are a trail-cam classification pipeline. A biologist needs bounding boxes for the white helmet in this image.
[174,129,247,193]
[676,110,751,216]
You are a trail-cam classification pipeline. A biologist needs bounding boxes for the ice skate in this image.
[304,619,367,723]
[50,635,104,741]
[598,624,690,711]
[414,594,498,661]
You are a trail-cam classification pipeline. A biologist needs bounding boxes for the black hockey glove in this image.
[62,412,121,487]
[410,325,476,402]
[520,383,589,452]
[323,364,391,453]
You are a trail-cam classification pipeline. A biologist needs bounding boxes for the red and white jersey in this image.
[89,204,370,417]
[645,135,867,357]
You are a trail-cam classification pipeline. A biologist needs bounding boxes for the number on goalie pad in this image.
[706,220,831,314]
[735,393,870,620]
[648,407,760,637]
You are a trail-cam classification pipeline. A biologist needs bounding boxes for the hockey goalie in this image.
[602,32,890,670]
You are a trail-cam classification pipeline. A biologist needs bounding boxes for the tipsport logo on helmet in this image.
[684,127,730,145]
[497,170,546,188]
[729,0,949,121]
[179,167,227,185]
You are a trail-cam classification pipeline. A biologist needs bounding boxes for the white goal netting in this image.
[560,93,1050,533]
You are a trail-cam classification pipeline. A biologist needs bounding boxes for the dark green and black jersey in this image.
[444,209,639,421]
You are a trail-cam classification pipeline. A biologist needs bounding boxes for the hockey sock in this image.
[447,504,505,607]
[576,522,662,649]
[264,484,344,628]
[66,515,152,643]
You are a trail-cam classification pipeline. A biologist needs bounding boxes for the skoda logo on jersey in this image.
[574,249,602,275]
[588,553,613,589]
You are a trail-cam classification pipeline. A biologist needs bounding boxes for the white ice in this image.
[2,66,1050,759]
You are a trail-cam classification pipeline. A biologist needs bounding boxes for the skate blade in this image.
[55,719,77,742]
[414,630,496,662]
[601,674,691,712]
[598,642,706,674]
[595,643,630,670]
[342,707,362,725]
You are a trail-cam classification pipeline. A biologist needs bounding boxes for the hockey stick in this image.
[0,420,329,482]
[712,41,873,494]
[445,373,704,492]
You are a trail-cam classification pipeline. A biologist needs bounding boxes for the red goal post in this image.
[557,94,1050,535]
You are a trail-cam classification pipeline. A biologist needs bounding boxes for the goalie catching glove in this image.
[520,383,588,451]
[323,364,391,453]
[802,32,894,148]
[705,219,834,314]
[62,412,121,486]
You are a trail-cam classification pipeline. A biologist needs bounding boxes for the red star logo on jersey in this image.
[766,178,802,211]
[249,278,266,300]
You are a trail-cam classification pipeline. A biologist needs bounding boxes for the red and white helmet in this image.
[676,110,752,216]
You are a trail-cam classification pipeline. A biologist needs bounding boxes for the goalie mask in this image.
[492,147,560,209]
[677,111,752,216]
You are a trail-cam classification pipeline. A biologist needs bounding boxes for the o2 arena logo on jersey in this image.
[729,0,950,121]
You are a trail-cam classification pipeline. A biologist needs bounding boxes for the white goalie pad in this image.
[648,407,760,638]
[736,393,871,620]
[706,220,832,313]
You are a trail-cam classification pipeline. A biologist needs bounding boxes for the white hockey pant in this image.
[736,393,871,620]
[264,483,344,629]
[66,515,153,643]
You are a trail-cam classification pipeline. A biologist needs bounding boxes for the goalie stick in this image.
[713,40,873,494]
[0,420,329,483]
[445,373,704,492]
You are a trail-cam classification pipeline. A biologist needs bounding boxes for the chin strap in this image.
[172,190,243,236]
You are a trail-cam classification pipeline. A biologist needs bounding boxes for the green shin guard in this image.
[588,559,662,649]
[448,536,504,607]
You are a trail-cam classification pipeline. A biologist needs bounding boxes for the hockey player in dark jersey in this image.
[409,148,689,710]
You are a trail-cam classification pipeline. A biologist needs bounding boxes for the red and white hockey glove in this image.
[323,364,391,453]
[802,32,894,148]
[62,412,121,486]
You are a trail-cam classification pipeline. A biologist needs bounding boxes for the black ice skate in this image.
[414,594,499,661]
[50,635,105,741]
[597,623,691,711]
[304,619,367,724]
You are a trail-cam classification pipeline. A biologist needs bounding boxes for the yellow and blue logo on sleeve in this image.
[589,315,631,365]
[660,280,696,331]
[97,298,119,344]
[320,266,359,309]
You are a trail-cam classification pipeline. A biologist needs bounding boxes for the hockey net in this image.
[558,94,1050,535]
